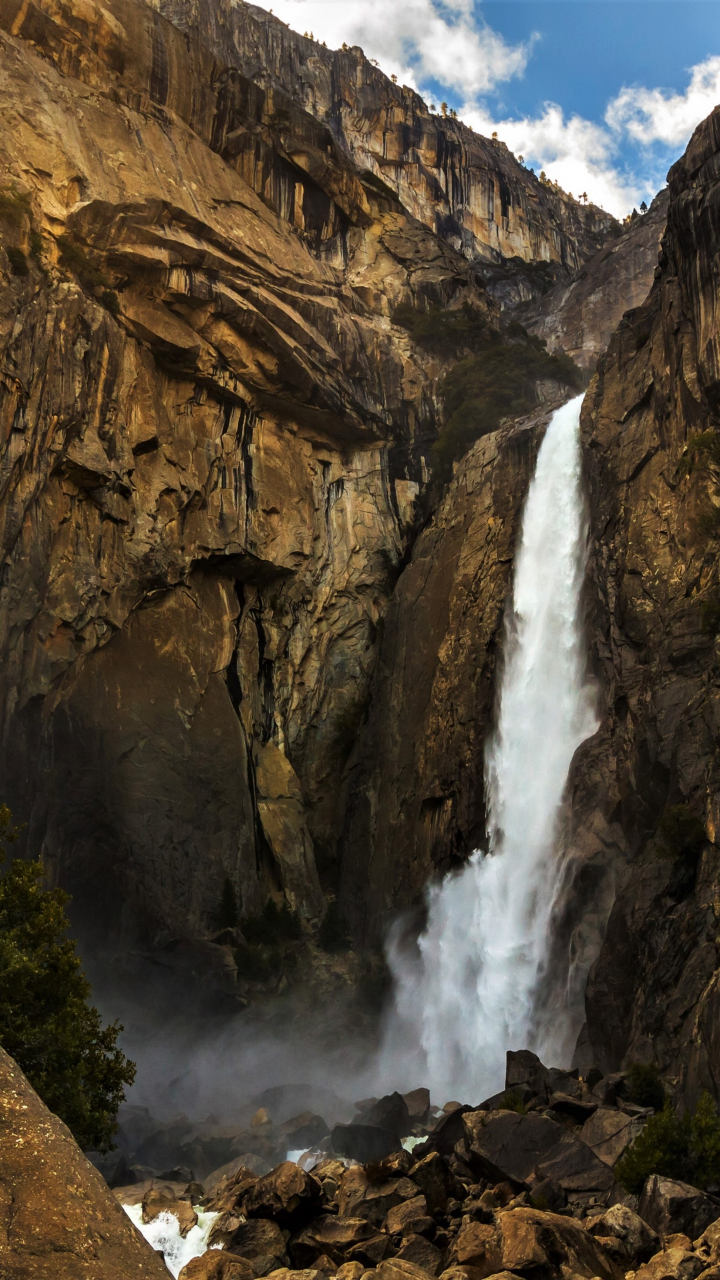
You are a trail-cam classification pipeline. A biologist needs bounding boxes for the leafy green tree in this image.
[0,805,135,1151]
[617,1091,720,1194]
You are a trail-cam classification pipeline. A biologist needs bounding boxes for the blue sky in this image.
[255,0,720,215]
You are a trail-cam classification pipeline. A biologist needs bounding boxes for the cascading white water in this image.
[386,394,598,1104]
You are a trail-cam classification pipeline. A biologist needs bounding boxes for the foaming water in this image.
[386,394,598,1103]
[123,1204,220,1278]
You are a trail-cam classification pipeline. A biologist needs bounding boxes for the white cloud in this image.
[255,0,531,97]
[461,102,645,218]
[606,56,720,146]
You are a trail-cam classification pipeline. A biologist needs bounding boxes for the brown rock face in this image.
[523,190,669,371]
[338,404,555,939]
[0,1046,168,1280]
[563,104,720,1098]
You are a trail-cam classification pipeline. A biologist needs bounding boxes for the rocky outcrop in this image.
[523,190,669,371]
[338,403,559,939]
[566,105,720,1100]
[0,1045,168,1279]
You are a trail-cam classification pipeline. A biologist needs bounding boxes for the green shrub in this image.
[393,301,496,358]
[318,899,350,952]
[243,898,302,945]
[625,1063,666,1111]
[216,876,239,930]
[682,430,720,474]
[0,187,31,228]
[6,247,28,277]
[431,342,583,485]
[617,1091,720,1194]
[658,804,705,860]
[0,805,135,1152]
[234,942,276,983]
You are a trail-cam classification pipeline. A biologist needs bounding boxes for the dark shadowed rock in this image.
[0,1046,169,1280]
[422,1107,475,1157]
[410,1152,457,1215]
[239,1161,322,1228]
[358,1093,413,1138]
[547,1092,598,1124]
[463,1109,614,1192]
[639,1177,720,1240]
[289,1215,380,1266]
[505,1051,550,1099]
[332,1124,403,1163]
[396,1234,444,1275]
[223,1218,288,1271]
[281,1114,331,1152]
[404,1090,432,1124]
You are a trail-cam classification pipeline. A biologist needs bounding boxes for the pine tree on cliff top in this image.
[0,805,135,1151]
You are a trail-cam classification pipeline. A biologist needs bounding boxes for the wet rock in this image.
[409,1152,457,1215]
[221,1218,288,1271]
[586,1204,660,1264]
[463,1110,614,1193]
[385,1195,435,1238]
[639,1178,720,1240]
[0,1046,169,1279]
[633,1250,707,1280]
[332,1125,403,1164]
[141,1183,198,1236]
[338,1166,419,1225]
[289,1215,380,1267]
[240,1161,322,1229]
[179,1255,256,1280]
[396,1234,445,1275]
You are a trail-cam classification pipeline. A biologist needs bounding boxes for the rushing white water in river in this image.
[123,1204,220,1278]
[387,394,598,1103]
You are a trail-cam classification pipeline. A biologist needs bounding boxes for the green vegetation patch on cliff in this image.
[617,1091,720,1193]
[433,337,583,485]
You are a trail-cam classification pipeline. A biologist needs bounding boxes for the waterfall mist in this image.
[385,395,598,1104]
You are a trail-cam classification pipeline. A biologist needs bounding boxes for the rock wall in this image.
[523,190,669,371]
[568,105,720,1102]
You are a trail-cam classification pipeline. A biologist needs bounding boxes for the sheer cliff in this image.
[0,0,617,959]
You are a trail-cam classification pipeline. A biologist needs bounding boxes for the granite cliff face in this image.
[0,0,625,962]
[570,105,720,1103]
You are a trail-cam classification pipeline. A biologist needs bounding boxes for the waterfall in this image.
[386,394,598,1104]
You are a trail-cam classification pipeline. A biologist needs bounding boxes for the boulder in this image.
[206,1160,261,1196]
[592,1075,628,1107]
[332,1124,403,1163]
[335,1266,365,1280]
[639,1177,720,1240]
[410,1152,457,1215]
[404,1090,432,1125]
[694,1217,720,1264]
[579,1107,643,1166]
[0,1046,169,1280]
[282,1114,331,1152]
[547,1069,581,1098]
[384,1195,435,1237]
[375,1259,437,1280]
[463,1110,614,1192]
[633,1250,707,1280]
[449,1222,502,1274]
[289,1215,379,1267]
[396,1234,444,1275]
[421,1108,474,1158]
[179,1256,256,1280]
[450,1207,621,1279]
[505,1051,550,1100]
[358,1093,413,1138]
[240,1161,322,1228]
[141,1183,198,1236]
[223,1217,288,1271]
[338,1166,418,1224]
[547,1093,598,1124]
[586,1204,660,1264]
